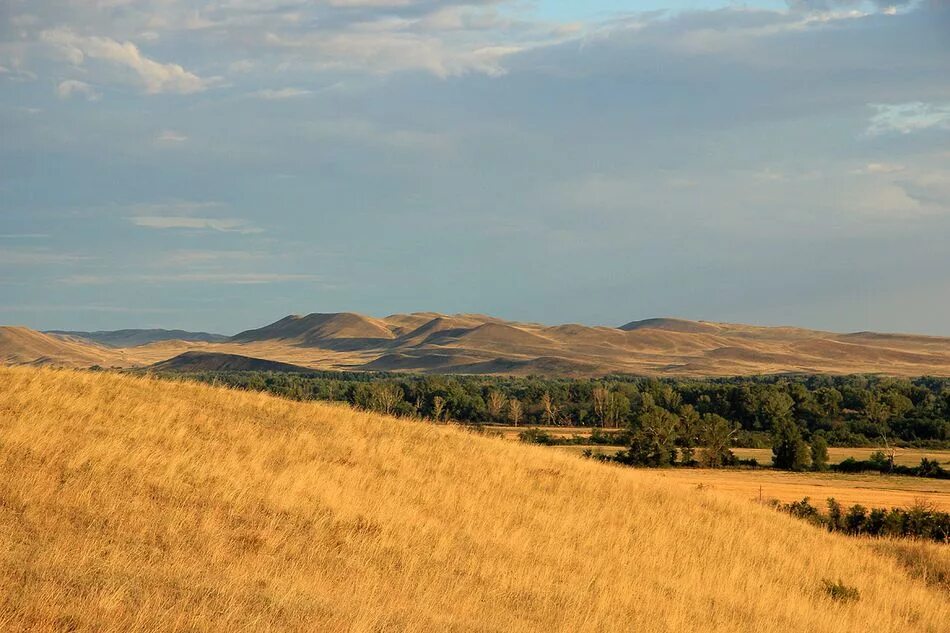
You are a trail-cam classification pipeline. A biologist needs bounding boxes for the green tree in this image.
[677,405,701,464]
[627,407,679,466]
[759,389,794,428]
[699,413,738,467]
[772,418,810,471]
[810,434,829,471]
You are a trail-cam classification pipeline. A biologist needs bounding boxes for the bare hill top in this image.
[232,312,395,346]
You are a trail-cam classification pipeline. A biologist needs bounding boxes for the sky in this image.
[1,0,949,335]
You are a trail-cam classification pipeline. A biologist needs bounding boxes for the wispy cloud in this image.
[251,87,312,100]
[159,250,270,265]
[56,79,101,101]
[155,130,188,143]
[855,162,906,175]
[60,272,320,285]
[0,249,89,265]
[41,28,211,94]
[129,216,262,234]
[867,102,950,136]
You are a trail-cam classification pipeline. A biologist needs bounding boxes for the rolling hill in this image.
[5,312,950,376]
[0,326,129,367]
[1,366,947,631]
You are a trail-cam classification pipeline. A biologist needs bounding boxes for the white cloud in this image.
[867,102,950,136]
[897,172,950,209]
[155,129,188,143]
[0,249,89,265]
[41,28,209,94]
[854,162,906,175]
[56,79,101,101]
[130,216,262,234]
[251,87,312,100]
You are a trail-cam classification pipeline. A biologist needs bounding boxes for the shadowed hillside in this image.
[149,351,315,373]
[48,329,229,347]
[0,367,948,631]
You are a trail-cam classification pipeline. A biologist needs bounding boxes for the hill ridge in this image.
[6,313,950,376]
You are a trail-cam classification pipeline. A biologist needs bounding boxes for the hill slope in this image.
[1,367,947,632]
[0,326,128,367]
[232,312,395,347]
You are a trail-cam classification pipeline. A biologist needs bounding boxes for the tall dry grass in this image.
[0,366,947,632]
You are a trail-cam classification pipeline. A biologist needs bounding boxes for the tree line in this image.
[154,370,950,446]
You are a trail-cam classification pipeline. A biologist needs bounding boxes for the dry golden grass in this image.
[635,468,950,512]
[731,447,950,468]
[872,540,950,593]
[548,445,950,511]
[0,367,948,632]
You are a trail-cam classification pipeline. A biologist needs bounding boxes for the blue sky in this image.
[1,0,949,334]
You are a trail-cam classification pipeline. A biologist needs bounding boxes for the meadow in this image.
[550,444,950,512]
[0,367,948,632]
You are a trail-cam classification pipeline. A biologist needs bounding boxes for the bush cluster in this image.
[773,497,950,542]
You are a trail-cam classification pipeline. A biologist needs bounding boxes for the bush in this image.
[518,428,554,445]
[822,579,860,603]
[773,497,950,542]
[831,456,949,479]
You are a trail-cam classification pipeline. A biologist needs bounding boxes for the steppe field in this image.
[551,443,950,511]
[0,367,948,632]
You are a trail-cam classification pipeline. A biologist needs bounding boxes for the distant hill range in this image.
[3,311,950,376]
[48,329,229,347]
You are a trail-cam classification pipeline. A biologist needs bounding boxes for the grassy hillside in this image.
[0,327,128,367]
[0,367,947,632]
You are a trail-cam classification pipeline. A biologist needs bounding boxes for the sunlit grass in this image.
[0,367,947,632]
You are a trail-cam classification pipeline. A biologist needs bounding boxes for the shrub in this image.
[822,579,860,603]
[518,428,554,445]
[844,505,867,535]
[774,497,950,542]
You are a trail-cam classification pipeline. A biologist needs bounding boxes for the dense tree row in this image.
[153,370,950,452]
[776,497,949,542]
